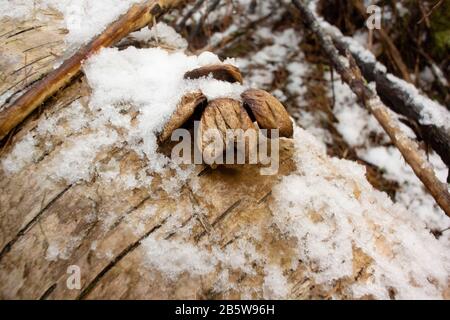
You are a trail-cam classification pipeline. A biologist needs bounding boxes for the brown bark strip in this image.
[0,0,183,141]
[292,0,450,218]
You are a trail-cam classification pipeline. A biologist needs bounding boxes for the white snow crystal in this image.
[270,126,450,299]
[142,236,216,280]
[263,265,289,299]
[130,22,188,50]
[0,0,143,49]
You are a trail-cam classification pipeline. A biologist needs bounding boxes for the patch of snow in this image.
[45,235,84,261]
[45,130,118,184]
[360,146,450,230]
[1,133,38,174]
[129,22,188,50]
[270,126,450,299]
[0,0,143,49]
[263,265,289,299]
[142,236,216,280]
[386,74,450,128]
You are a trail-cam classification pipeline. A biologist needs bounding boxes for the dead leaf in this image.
[184,64,243,84]
[159,91,206,142]
[241,89,293,138]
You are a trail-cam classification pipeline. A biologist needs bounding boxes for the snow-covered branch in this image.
[292,0,450,217]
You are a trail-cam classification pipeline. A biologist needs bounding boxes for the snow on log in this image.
[0,0,184,141]
[1,22,449,299]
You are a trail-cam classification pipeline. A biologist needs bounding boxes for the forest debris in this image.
[242,89,294,138]
[0,0,183,141]
[350,0,413,83]
[324,21,450,173]
[184,64,244,84]
[176,0,207,32]
[292,0,450,218]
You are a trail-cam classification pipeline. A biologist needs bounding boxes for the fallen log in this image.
[0,18,449,300]
[0,0,183,142]
[292,0,450,217]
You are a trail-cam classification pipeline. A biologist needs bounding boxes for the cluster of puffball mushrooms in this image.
[158,63,294,165]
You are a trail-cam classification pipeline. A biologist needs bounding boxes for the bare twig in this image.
[328,26,450,174]
[418,0,443,25]
[351,0,413,84]
[198,12,271,54]
[0,0,183,141]
[176,0,207,32]
[188,0,221,45]
[292,0,450,218]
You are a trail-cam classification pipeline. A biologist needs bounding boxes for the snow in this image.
[263,265,289,299]
[270,127,450,299]
[45,130,118,184]
[142,235,216,280]
[141,235,264,284]
[0,0,142,48]
[45,235,84,261]
[1,100,90,174]
[386,74,450,128]
[360,146,450,230]
[1,133,38,174]
[129,22,188,50]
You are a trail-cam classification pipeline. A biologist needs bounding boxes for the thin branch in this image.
[0,0,183,141]
[351,0,413,84]
[292,0,450,218]
[188,0,221,45]
[327,23,450,174]
[176,0,207,32]
[418,0,443,25]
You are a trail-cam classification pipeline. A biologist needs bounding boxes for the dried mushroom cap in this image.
[184,64,243,84]
[159,91,206,142]
[241,89,293,138]
[198,98,255,165]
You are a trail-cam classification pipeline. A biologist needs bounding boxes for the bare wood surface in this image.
[0,10,66,113]
[292,0,450,217]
